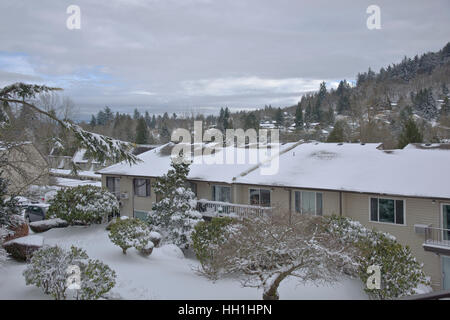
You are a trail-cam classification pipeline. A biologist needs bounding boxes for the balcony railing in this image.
[196,199,272,219]
[424,226,450,248]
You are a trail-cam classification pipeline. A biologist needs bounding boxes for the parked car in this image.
[24,203,50,223]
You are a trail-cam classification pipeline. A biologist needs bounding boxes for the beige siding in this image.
[101,173,447,289]
[343,192,443,289]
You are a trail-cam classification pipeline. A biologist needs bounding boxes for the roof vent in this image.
[360,143,366,145]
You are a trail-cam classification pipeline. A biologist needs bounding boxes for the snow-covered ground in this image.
[0,225,368,300]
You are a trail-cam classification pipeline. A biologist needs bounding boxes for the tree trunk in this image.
[262,265,299,300]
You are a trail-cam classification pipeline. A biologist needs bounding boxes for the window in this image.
[370,197,404,225]
[212,185,231,203]
[294,191,323,216]
[106,177,120,196]
[133,178,150,197]
[249,188,271,207]
[187,181,197,197]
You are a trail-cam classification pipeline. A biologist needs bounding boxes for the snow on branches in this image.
[213,214,356,300]
[0,82,139,165]
[150,159,203,249]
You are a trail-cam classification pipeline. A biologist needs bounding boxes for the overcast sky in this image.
[0,0,449,119]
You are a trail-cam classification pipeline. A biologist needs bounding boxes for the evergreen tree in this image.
[160,122,171,143]
[133,108,140,121]
[135,117,149,144]
[294,103,303,130]
[313,81,327,122]
[336,80,351,115]
[413,88,438,120]
[104,106,114,123]
[398,117,423,149]
[150,160,202,249]
[243,112,259,131]
[304,101,313,127]
[89,115,96,127]
[274,108,284,127]
[326,120,346,142]
[144,111,151,126]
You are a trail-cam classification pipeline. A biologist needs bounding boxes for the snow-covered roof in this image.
[98,142,296,184]
[238,142,450,199]
[98,141,450,199]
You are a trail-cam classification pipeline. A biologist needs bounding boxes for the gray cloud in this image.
[0,0,449,119]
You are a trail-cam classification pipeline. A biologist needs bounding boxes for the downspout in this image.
[339,191,343,217]
[288,189,292,224]
[131,178,135,218]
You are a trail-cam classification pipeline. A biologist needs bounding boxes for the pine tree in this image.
[398,117,423,149]
[313,81,327,122]
[336,80,351,115]
[243,112,259,131]
[89,115,96,127]
[150,160,202,249]
[135,117,149,144]
[144,111,151,126]
[294,103,303,130]
[413,88,438,120]
[133,108,140,121]
[274,108,284,127]
[326,120,346,142]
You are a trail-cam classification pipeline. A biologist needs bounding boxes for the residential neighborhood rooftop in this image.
[98,141,450,199]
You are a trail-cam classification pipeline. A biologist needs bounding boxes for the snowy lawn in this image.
[0,225,368,300]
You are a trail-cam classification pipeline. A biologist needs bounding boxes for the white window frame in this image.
[294,190,323,216]
[368,197,406,226]
[248,188,271,207]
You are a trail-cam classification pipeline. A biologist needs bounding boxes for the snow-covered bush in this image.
[78,258,117,300]
[324,215,430,299]
[29,218,68,233]
[191,217,237,278]
[23,245,116,300]
[108,218,156,255]
[47,185,119,225]
[211,214,355,300]
[0,226,10,265]
[150,159,203,249]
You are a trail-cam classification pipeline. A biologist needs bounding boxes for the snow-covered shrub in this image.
[150,159,203,249]
[212,214,355,300]
[29,218,68,233]
[47,185,119,225]
[324,215,430,299]
[191,217,237,278]
[108,218,156,255]
[23,245,116,300]
[0,226,10,265]
[78,258,116,300]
